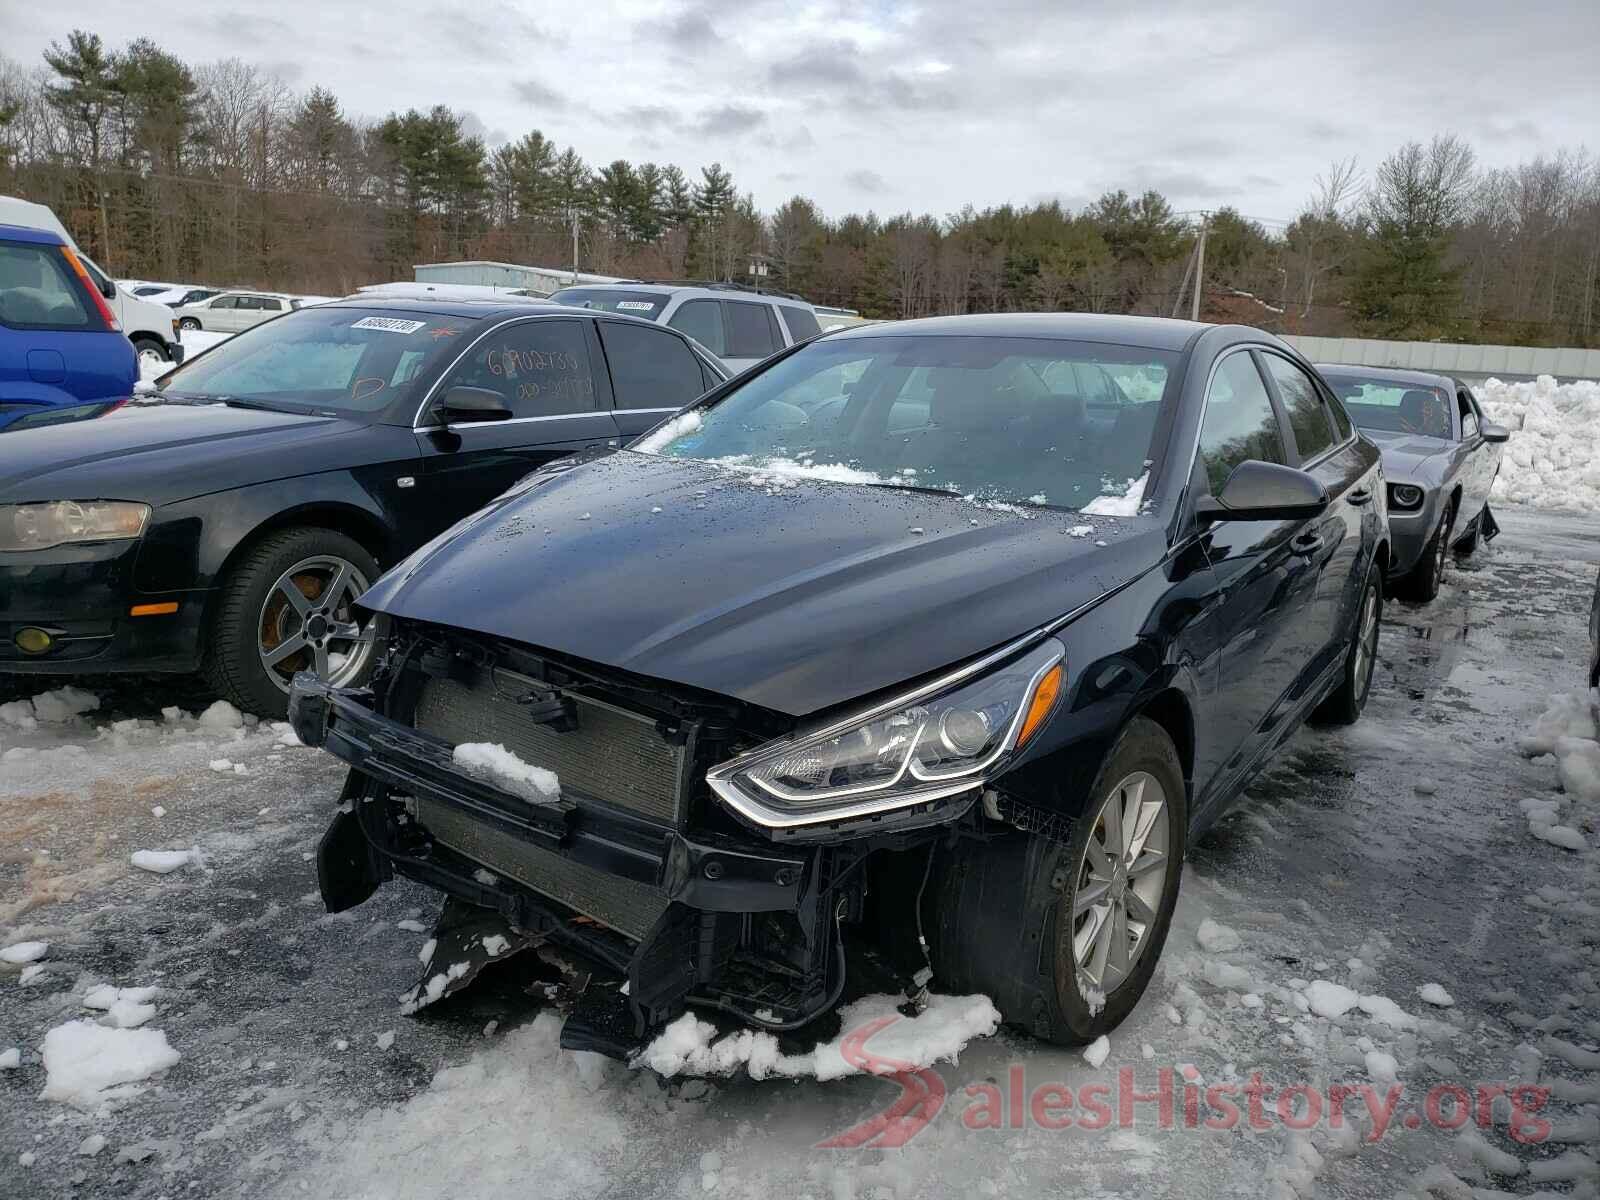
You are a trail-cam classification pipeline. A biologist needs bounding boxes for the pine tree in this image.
[42,29,119,258]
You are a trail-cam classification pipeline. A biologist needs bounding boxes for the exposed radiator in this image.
[414,673,684,825]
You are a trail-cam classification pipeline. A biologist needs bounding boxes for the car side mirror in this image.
[100,278,117,300]
[1196,460,1329,523]
[438,386,513,424]
[1480,422,1509,443]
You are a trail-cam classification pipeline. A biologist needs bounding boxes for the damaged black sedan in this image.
[292,313,1388,1056]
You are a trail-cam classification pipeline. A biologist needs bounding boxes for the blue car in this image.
[0,223,136,431]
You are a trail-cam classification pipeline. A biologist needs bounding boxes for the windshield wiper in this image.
[863,482,962,497]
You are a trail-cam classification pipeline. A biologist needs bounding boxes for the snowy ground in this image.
[2,506,1598,1199]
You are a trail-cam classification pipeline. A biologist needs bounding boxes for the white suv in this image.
[548,282,823,374]
[175,291,301,334]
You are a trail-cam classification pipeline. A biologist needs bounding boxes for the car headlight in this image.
[1389,484,1424,510]
[707,638,1065,830]
[0,501,151,552]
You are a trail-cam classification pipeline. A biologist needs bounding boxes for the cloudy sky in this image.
[4,0,1597,222]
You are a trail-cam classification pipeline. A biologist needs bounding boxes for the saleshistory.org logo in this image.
[817,1016,1554,1149]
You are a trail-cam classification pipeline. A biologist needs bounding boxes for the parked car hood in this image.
[1361,429,1452,484]
[360,451,1163,717]
[0,399,392,505]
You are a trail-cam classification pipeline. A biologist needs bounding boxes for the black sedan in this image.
[0,298,726,715]
[294,313,1389,1053]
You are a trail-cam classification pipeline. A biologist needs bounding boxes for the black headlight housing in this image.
[1388,483,1425,511]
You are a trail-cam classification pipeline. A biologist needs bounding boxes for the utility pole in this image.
[571,211,580,283]
[1190,216,1208,322]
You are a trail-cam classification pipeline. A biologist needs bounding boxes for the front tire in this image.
[179,317,201,331]
[1399,500,1452,602]
[1314,569,1381,725]
[928,717,1186,1044]
[201,527,380,718]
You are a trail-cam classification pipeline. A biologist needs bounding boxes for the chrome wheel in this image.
[179,317,200,331]
[256,554,374,693]
[1071,771,1171,996]
[137,345,166,367]
[1353,583,1379,696]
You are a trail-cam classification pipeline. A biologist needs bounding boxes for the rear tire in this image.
[928,717,1185,1045]
[179,317,201,331]
[1398,500,1452,602]
[131,335,170,367]
[1314,569,1382,725]
[201,527,380,718]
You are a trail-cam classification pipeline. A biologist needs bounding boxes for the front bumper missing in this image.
[292,674,838,1048]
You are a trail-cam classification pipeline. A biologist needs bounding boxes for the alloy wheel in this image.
[256,554,374,693]
[1071,770,1171,998]
[1353,583,1380,696]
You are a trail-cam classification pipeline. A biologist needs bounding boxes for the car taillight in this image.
[59,246,121,332]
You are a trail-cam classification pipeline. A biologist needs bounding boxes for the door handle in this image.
[1290,531,1323,557]
[1347,488,1372,506]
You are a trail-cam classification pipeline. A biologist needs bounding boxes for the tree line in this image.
[2,31,1597,347]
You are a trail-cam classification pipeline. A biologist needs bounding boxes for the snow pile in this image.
[631,408,703,454]
[0,685,100,730]
[452,743,560,805]
[634,992,1001,1081]
[1082,471,1149,516]
[1479,375,1600,511]
[1516,691,1599,848]
[0,940,49,965]
[130,848,198,874]
[39,1020,180,1109]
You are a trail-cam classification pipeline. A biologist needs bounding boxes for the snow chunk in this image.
[1357,993,1417,1030]
[482,935,510,957]
[83,984,157,1011]
[1068,525,1094,538]
[1418,983,1454,1007]
[1203,960,1252,991]
[27,686,101,724]
[633,408,703,453]
[1305,980,1361,1018]
[0,1048,18,1069]
[634,992,999,1081]
[103,999,158,1029]
[197,699,245,730]
[1196,918,1242,953]
[395,919,427,934]
[452,742,560,804]
[39,1020,180,1109]
[0,940,48,964]
[1082,1035,1112,1069]
[1363,1049,1398,1083]
[130,848,195,874]
[76,1134,107,1158]
[19,965,45,986]
[1082,471,1148,516]
[376,1030,395,1050]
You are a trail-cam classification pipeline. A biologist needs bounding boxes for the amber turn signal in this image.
[129,602,179,617]
[1016,662,1063,749]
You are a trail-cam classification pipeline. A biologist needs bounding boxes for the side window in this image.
[0,241,94,329]
[239,296,265,311]
[1262,353,1335,462]
[1198,352,1286,494]
[261,298,284,312]
[724,301,783,358]
[1328,392,1354,441]
[437,319,596,418]
[598,321,707,410]
[1457,390,1478,439]
[667,299,725,357]
[211,296,237,309]
[778,304,822,342]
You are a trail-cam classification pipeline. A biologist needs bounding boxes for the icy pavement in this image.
[2,506,1598,1198]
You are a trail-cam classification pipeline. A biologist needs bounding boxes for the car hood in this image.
[1361,429,1451,483]
[0,400,379,505]
[360,451,1163,717]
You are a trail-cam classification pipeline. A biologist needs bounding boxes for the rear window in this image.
[1322,374,1453,438]
[550,288,669,320]
[0,241,95,329]
[778,305,822,342]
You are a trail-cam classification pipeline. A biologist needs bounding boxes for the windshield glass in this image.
[550,288,669,319]
[1322,373,1452,437]
[156,307,478,416]
[634,335,1178,512]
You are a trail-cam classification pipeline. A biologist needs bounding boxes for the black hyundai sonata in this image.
[295,313,1389,1053]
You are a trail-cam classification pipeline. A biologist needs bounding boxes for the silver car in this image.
[1318,364,1509,602]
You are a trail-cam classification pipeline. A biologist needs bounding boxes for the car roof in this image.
[316,296,685,327]
[0,222,67,246]
[824,312,1212,350]
[553,281,813,307]
[1313,362,1456,389]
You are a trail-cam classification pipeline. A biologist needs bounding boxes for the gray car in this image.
[1318,364,1509,601]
